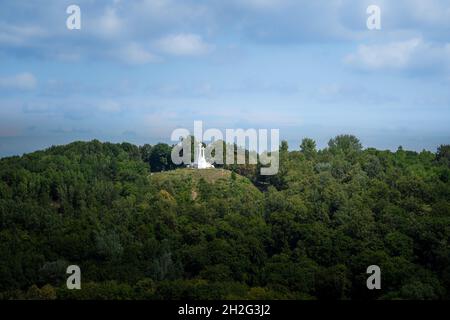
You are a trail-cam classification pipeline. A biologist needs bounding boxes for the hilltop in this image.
[150,168,262,203]
[152,168,242,184]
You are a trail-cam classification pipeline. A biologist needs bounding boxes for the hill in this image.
[151,168,260,201]
[0,140,268,299]
[152,168,243,184]
[0,138,449,300]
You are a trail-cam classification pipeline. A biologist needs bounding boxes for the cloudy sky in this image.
[0,0,449,156]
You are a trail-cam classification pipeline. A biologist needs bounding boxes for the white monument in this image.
[191,142,214,169]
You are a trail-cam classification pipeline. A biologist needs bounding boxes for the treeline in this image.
[0,136,449,299]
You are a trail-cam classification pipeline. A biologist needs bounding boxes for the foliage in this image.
[0,138,449,300]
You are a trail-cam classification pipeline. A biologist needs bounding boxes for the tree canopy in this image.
[0,138,449,300]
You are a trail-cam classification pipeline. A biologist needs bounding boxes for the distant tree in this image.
[315,264,351,300]
[148,143,173,172]
[436,144,450,164]
[140,144,153,164]
[25,284,56,300]
[328,135,362,155]
[362,154,383,178]
[262,140,289,190]
[300,138,317,160]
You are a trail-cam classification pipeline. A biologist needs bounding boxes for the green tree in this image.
[300,138,317,160]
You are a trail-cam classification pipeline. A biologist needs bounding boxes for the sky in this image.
[0,0,449,157]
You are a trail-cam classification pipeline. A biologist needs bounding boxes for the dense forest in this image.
[0,136,449,300]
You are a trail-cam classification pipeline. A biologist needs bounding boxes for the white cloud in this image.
[345,38,450,72]
[3,1,450,65]
[0,23,47,46]
[96,7,123,38]
[156,33,212,56]
[119,43,158,64]
[403,0,450,29]
[0,73,37,90]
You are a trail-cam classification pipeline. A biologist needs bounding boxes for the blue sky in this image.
[0,0,449,156]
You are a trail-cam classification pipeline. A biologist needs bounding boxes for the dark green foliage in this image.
[0,137,449,300]
[437,145,450,166]
[300,138,317,160]
[140,143,177,172]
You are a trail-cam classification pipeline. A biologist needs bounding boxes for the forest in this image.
[0,135,449,300]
